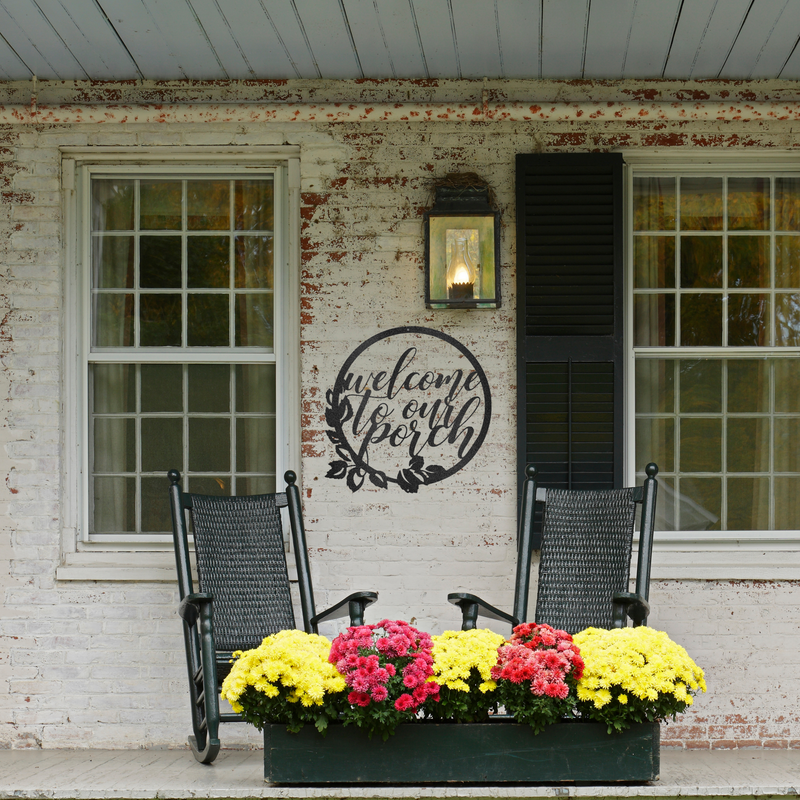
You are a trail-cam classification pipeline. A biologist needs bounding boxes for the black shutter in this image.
[516,153,624,546]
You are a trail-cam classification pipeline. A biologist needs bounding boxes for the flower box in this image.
[263,719,660,784]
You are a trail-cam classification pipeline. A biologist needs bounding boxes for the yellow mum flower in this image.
[431,629,506,692]
[573,626,705,723]
[220,629,345,709]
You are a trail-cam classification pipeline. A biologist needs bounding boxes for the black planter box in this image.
[263,719,660,784]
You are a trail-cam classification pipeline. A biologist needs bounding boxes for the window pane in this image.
[727,417,769,473]
[775,359,800,412]
[634,236,674,289]
[728,177,769,230]
[236,364,276,413]
[188,236,230,288]
[140,236,182,288]
[241,476,277,494]
[680,294,722,346]
[775,293,800,346]
[93,476,135,533]
[774,418,800,472]
[635,359,674,413]
[187,180,230,231]
[680,177,723,230]
[93,294,134,347]
[93,364,135,413]
[189,418,230,472]
[680,418,722,472]
[235,179,273,231]
[728,360,768,413]
[187,294,229,347]
[188,476,231,496]
[775,178,800,231]
[728,294,769,347]
[140,294,181,347]
[678,477,721,530]
[141,418,182,472]
[93,236,134,288]
[775,235,800,287]
[188,364,230,412]
[141,364,182,412]
[680,236,722,287]
[141,477,172,532]
[635,418,674,472]
[633,177,676,231]
[774,477,800,529]
[140,180,182,230]
[727,477,769,530]
[92,179,134,231]
[93,418,135,472]
[235,293,273,348]
[235,235,274,288]
[634,294,675,346]
[680,360,721,412]
[728,236,769,287]
[236,418,276,473]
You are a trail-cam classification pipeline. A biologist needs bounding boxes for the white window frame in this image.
[624,152,800,580]
[58,147,301,580]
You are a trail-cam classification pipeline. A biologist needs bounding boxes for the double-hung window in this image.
[631,165,800,534]
[64,152,299,549]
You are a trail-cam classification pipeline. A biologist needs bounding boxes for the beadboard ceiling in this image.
[0,0,798,83]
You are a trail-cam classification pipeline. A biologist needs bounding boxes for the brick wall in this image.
[0,79,798,750]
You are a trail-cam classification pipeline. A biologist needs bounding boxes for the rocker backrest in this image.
[513,463,658,635]
[183,491,296,652]
[534,486,638,633]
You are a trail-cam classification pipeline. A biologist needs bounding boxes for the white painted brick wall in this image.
[0,79,798,751]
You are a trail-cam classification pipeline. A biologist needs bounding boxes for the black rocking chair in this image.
[450,463,659,634]
[169,469,378,764]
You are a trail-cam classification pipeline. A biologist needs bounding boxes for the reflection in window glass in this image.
[680,177,723,230]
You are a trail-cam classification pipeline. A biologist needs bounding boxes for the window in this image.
[63,153,299,547]
[632,170,800,533]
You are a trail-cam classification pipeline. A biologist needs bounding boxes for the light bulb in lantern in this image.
[446,233,476,301]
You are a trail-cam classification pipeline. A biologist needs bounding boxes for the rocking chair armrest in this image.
[448,592,519,631]
[612,591,650,628]
[310,591,379,628]
[178,592,214,626]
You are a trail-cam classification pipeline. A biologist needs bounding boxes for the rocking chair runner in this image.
[449,463,659,634]
[169,469,378,765]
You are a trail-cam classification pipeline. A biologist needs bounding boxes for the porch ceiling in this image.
[0,0,798,84]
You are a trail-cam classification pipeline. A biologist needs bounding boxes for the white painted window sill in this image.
[57,551,299,582]
[56,535,800,582]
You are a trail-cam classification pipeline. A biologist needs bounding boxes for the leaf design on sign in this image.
[326,461,348,479]
[346,467,365,492]
[369,471,388,489]
[339,397,354,424]
[396,469,421,494]
[423,464,446,482]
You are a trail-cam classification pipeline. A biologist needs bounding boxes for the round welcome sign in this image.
[325,326,492,493]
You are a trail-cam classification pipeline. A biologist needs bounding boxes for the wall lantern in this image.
[423,173,501,309]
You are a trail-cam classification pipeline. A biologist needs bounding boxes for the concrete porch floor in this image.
[0,748,797,799]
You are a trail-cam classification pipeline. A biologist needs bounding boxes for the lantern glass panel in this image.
[427,214,497,307]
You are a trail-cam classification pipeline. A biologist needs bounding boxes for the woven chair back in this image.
[190,493,295,651]
[535,487,636,634]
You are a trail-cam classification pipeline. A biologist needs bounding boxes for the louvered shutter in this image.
[516,153,624,546]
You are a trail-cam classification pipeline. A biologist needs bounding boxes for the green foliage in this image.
[426,667,499,723]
